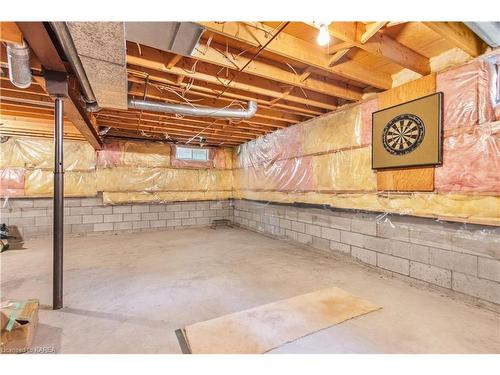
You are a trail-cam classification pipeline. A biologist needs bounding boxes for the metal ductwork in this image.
[465,22,500,48]
[50,22,97,106]
[6,41,32,89]
[125,22,204,57]
[128,98,258,119]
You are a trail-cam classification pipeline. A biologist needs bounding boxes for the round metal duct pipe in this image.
[128,98,258,119]
[7,41,32,89]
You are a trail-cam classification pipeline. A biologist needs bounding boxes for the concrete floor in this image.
[1,227,499,354]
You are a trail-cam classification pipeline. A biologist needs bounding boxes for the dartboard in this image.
[382,114,425,155]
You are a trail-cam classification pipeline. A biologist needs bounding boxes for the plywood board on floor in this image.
[181,287,381,354]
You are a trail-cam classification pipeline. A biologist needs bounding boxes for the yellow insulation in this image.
[0,137,95,170]
[103,190,232,204]
[121,141,171,167]
[97,167,232,192]
[232,190,500,224]
[224,148,233,170]
[25,170,97,196]
[312,147,376,191]
[302,106,361,154]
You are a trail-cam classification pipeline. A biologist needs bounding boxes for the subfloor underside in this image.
[1,227,499,353]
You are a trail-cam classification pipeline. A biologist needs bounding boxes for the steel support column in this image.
[45,70,68,310]
[53,97,64,310]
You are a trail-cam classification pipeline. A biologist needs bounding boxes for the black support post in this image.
[53,97,64,310]
[45,70,68,311]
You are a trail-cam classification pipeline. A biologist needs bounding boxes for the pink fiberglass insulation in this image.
[212,149,227,169]
[435,125,500,193]
[97,141,123,168]
[0,168,25,196]
[437,58,496,131]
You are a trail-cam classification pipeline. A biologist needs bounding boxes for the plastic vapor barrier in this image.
[233,51,500,226]
[1,138,233,204]
[0,51,498,224]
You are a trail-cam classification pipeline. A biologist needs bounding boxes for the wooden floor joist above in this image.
[0,21,488,146]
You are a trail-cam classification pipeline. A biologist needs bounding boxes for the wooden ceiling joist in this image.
[326,22,431,75]
[0,22,23,44]
[127,57,338,112]
[0,21,489,147]
[127,83,293,128]
[422,22,487,57]
[127,41,363,102]
[199,22,393,90]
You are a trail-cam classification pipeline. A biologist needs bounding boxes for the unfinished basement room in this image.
[0,2,499,369]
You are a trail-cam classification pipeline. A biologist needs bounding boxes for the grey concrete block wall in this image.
[0,196,233,238]
[233,199,500,306]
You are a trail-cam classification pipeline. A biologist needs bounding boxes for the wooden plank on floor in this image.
[181,287,381,354]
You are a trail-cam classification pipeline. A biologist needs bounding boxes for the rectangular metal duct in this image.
[465,22,500,48]
[125,22,204,56]
[65,22,128,110]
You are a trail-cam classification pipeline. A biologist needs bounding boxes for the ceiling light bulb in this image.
[317,24,330,46]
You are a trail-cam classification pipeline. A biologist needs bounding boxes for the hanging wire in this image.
[213,22,290,100]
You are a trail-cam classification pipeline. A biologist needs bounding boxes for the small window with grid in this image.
[175,146,209,161]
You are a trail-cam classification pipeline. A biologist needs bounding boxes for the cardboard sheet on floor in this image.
[179,287,380,354]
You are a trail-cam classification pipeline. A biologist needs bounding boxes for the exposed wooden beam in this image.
[127,59,338,111]
[128,81,299,126]
[16,22,102,149]
[185,40,362,101]
[0,115,83,139]
[98,119,254,142]
[0,22,23,44]
[328,42,354,54]
[166,54,182,69]
[98,118,257,141]
[127,71,323,117]
[327,22,431,75]
[104,129,241,146]
[386,22,407,28]
[422,22,487,57]
[100,109,270,135]
[363,33,431,75]
[328,48,350,67]
[360,22,387,43]
[199,22,392,89]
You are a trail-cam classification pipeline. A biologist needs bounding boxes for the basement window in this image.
[175,146,209,161]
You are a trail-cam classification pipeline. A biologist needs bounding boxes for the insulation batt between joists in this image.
[435,123,500,193]
[0,168,25,197]
[96,168,232,192]
[313,147,376,191]
[302,106,362,154]
[25,170,97,197]
[436,58,496,130]
[0,137,96,171]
